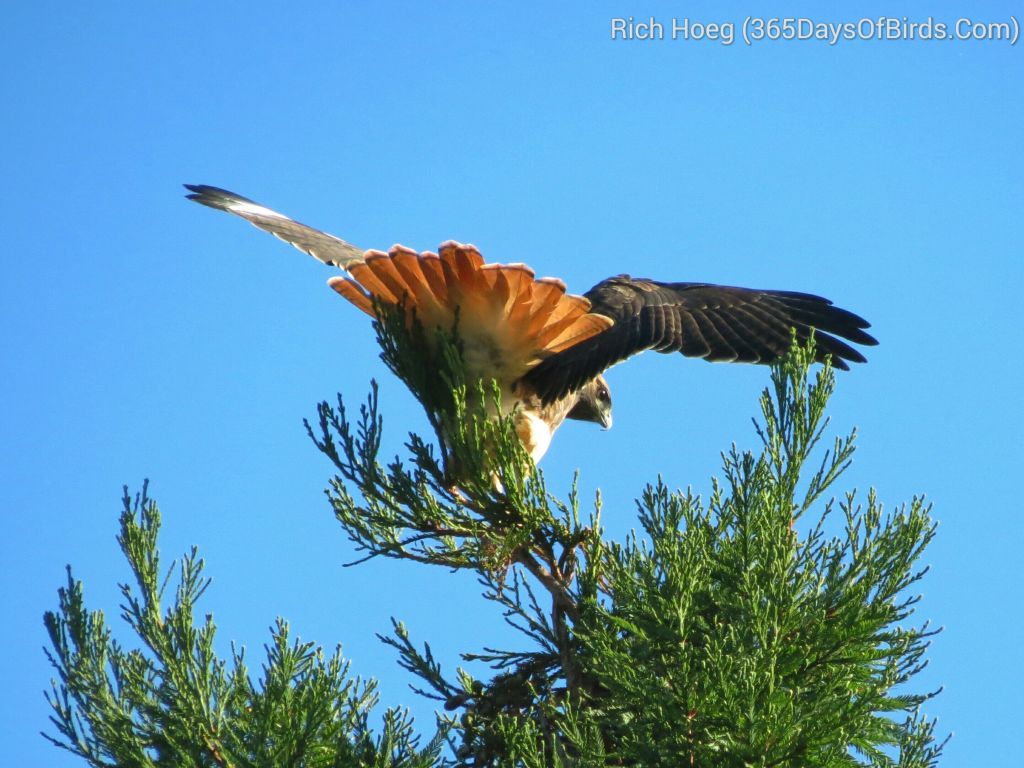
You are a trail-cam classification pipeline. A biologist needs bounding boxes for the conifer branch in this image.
[45,311,946,767]
[304,312,946,765]
[42,483,445,767]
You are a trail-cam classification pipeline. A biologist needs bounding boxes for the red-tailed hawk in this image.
[186,185,877,463]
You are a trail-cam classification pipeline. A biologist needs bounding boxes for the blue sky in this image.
[3,2,1021,764]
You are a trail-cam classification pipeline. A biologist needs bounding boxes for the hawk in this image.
[186,185,877,463]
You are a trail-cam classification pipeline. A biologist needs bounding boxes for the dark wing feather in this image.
[184,184,365,268]
[522,276,878,404]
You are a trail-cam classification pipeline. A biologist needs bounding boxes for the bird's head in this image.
[566,375,613,430]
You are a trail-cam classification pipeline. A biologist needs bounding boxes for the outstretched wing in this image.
[184,184,365,268]
[522,276,878,404]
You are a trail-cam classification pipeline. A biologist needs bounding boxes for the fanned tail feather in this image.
[326,242,612,381]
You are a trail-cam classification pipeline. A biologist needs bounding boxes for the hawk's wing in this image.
[184,184,365,268]
[521,276,878,404]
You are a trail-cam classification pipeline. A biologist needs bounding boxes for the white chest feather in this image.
[514,410,554,464]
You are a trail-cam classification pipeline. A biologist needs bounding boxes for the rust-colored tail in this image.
[328,242,611,377]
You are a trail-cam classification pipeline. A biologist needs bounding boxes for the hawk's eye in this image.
[598,387,611,403]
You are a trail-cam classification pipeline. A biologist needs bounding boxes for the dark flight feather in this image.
[523,276,878,404]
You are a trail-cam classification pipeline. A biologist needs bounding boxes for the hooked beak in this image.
[599,412,613,430]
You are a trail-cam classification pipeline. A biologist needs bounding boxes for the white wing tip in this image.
[225,199,289,219]
[184,184,290,220]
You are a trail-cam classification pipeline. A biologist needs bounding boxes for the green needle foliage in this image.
[44,308,947,767]
[571,355,945,767]
[43,485,445,767]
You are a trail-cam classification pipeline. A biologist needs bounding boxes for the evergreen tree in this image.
[44,314,946,766]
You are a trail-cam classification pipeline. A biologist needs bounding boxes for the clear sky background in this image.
[3,2,1021,764]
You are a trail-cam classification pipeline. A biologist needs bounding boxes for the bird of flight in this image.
[186,185,877,464]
